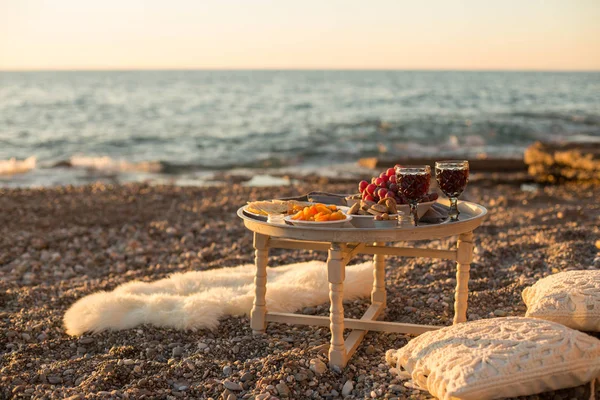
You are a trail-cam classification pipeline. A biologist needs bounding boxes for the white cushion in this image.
[523,270,600,331]
[386,317,600,400]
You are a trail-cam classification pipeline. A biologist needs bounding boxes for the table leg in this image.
[328,243,347,368]
[454,231,474,324]
[251,233,269,334]
[371,242,386,308]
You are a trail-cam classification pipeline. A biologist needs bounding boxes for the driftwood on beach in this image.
[524,141,600,183]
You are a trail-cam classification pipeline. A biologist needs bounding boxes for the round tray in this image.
[238,200,487,243]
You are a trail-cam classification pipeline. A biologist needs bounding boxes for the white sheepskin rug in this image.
[64,260,374,336]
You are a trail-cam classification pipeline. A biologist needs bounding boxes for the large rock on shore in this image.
[524,141,600,183]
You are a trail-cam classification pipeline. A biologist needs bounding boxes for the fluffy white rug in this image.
[64,261,374,336]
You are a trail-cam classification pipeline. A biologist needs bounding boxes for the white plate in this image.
[284,214,352,228]
[242,206,268,220]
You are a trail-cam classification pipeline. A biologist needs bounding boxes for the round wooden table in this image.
[238,200,487,368]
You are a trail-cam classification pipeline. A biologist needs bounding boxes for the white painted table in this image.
[237,200,487,368]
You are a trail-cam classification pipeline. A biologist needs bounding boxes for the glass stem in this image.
[449,197,459,221]
[409,202,419,226]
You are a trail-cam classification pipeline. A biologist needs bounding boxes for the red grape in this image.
[358,180,369,193]
[363,194,375,202]
[379,173,388,183]
[386,168,395,177]
[388,174,397,184]
[377,188,388,198]
[388,183,398,193]
[366,183,377,195]
[374,177,384,186]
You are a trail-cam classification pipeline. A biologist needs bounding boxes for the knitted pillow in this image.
[523,270,600,331]
[386,317,600,400]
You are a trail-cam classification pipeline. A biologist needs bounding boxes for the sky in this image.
[1,0,599,71]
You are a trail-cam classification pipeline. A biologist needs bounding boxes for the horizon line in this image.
[1,67,600,73]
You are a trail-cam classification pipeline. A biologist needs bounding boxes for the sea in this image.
[1,70,599,187]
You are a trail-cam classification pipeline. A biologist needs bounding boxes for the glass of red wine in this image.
[395,165,431,226]
[435,160,469,221]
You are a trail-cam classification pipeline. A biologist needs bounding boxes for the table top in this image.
[238,200,487,242]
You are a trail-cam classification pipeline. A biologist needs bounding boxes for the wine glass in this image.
[435,160,469,221]
[395,165,431,226]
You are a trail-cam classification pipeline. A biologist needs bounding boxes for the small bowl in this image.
[347,213,399,228]
[284,214,352,228]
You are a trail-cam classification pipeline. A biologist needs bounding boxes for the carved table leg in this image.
[251,233,269,334]
[454,231,474,324]
[371,242,386,308]
[328,243,347,368]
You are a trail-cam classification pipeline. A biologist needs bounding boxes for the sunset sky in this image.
[1,0,599,71]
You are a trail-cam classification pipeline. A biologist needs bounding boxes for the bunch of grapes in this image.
[358,165,439,205]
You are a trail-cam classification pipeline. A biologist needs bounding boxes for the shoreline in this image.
[1,181,599,399]
[4,139,600,188]
[0,157,531,189]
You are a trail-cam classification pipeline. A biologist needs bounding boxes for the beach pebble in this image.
[21,333,31,341]
[223,380,242,391]
[294,372,308,382]
[172,346,183,357]
[309,359,327,375]
[240,372,254,382]
[37,332,47,341]
[48,376,63,384]
[494,309,508,317]
[197,342,208,350]
[341,380,354,396]
[145,348,156,358]
[389,384,405,393]
[223,365,232,376]
[276,382,290,397]
[468,314,481,321]
[79,337,94,345]
[221,389,234,400]
[365,345,375,355]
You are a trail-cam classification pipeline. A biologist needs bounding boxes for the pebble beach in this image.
[1,180,599,400]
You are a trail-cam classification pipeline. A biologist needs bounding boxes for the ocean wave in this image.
[68,156,163,173]
[0,156,36,175]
